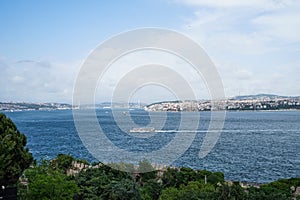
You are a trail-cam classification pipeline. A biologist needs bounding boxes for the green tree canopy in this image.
[138,159,156,183]
[0,113,33,186]
[21,160,79,200]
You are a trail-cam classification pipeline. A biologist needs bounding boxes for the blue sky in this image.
[0,0,299,103]
[0,0,192,60]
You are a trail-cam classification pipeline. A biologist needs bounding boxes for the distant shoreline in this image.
[2,93,300,112]
[2,107,300,113]
[145,109,300,113]
[145,95,300,112]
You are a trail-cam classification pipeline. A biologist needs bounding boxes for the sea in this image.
[3,109,300,183]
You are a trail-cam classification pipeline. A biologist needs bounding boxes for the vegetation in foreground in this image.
[1,112,300,199]
[0,113,33,186]
[16,155,300,200]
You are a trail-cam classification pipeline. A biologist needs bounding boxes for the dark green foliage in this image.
[13,152,300,200]
[138,159,157,183]
[161,167,195,188]
[108,179,141,200]
[19,160,78,200]
[141,179,162,200]
[160,181,216,200]
[50,154,74,172]
[215,183,232,200]
[49,153,89,173]
[207,173,224,185]
[178,181,216,200]
[161,167,225,189]
[160,168,226,200]
[247,186,289,200]
[158,187,179,200]
[230,182,247,200]
[246,177,300,200]
[75,163,139,200]
[0,113,33,186]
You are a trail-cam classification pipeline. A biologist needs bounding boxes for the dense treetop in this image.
[0,113,33,186]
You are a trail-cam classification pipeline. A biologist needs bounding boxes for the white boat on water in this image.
[129,127,155,133]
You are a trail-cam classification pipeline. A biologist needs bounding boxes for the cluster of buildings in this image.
[145,96,300,112]
[225,98,300,111]
[0,102,72,112]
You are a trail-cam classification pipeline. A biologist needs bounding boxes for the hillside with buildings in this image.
[145,94,300,112]
[0,102,72,112]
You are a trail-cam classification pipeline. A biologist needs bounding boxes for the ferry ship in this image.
[129,127,155,133]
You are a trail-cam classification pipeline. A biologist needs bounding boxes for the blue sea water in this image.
[3,109,300,183]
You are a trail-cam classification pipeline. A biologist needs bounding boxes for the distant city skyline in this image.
[0,0,299,103]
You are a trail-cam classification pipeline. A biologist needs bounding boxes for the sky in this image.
[0,0,299,103]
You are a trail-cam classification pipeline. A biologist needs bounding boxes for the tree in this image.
[108,179,141,200]
[75,164,137,199]
[178,181,216,200]
[50,154,74,173]
[0,113,33,186]
[138,159,156,183]
[207,172,224,185]
[159,187,179,200]
[230,182,247,200]
[141,179,162,200]
[160,181,216,200]
[23,162,78,200]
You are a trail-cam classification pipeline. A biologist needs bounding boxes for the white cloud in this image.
[252,8,300,42]
[177,0,300,97]
[95,50,209,103]
[11,75,25,83]
[0,58,81,103]
[177,0,288,9]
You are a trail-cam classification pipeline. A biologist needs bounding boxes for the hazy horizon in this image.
[1,93,299,105]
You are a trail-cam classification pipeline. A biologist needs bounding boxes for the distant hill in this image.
[145,94,300,112]
[0,102,72,111]
[232,94,299,100]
